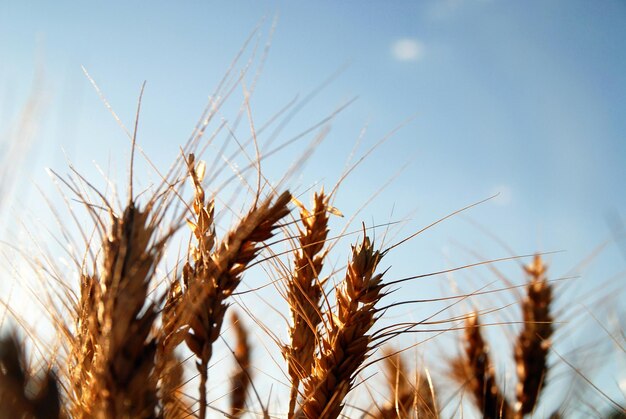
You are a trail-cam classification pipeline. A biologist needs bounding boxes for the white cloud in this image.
[391,38,424,62]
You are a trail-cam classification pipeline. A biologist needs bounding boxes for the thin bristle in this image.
[452,312,513,419]
[285,191,330,418]
[229,311,252,418]
[300,232,385,419]
[514,255,553,416]
[382,351,411,418]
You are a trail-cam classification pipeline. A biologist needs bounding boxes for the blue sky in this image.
[1,0,625,415]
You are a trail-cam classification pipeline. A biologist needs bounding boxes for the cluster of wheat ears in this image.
[0,143,561,418]
[0,44,624,419]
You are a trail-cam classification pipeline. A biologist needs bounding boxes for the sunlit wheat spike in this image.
[179,154,291,419]
[285,190,331,418]
[69,202,163,418]
[300,232,386,419]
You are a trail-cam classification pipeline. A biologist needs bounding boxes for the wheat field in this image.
[1,15,625,419]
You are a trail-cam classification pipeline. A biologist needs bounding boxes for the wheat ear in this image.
[514,255,553,417]
[69,201,163,418]
[285,191,331,418]
[181,155,291,419]
[300,232,386,419]
[452,312,513,419]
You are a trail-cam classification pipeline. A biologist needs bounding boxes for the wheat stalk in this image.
[156,275,187,414]
[300,231,386,419]
[514,255,553,417]
[284,191,331,418]
[180,154,291,419]
[68,272,99,416]
[70,202,163,418]
[452,312,513,419]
